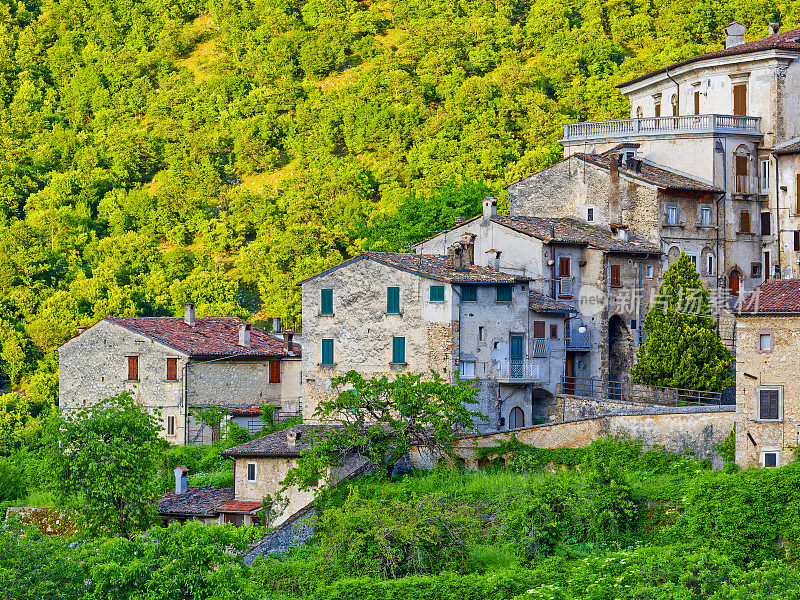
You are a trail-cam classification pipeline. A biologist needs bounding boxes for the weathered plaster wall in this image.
[735,314,800,469]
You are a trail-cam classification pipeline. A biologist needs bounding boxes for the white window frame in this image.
[459,360,476,379]
[761,450,780,468]
[665,204,679,225]
[166,415,176,437]
[246,462,257,482]
[759,159,770,195]
[699,205,712,226]
[686,253,698,269]
[756,385,783,422]
[759,333,772,352]
[645,265,654,279]
[586,206,595,223]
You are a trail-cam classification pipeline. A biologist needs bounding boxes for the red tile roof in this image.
[216,500,263,513]
[737,279,800,313]
[618,28,800,88]
[103,316,299,358]
[228,406,263,417]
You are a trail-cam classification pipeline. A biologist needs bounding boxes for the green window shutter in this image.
[392,337,406,364]
[461,285,477,302]
[321,289,333,315]
[496,285,512,302]
[321,339,334,365]
[387,287,400,313]
[430,285,445,302]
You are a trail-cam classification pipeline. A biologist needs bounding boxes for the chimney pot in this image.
[183,303,196,327]
[769,22,780,36]
[283,329,294,353]
[482,197,497,221]
[286,429,300,446]
[238,323,251,348]
[724,20,747,49]
[174,465,188,495]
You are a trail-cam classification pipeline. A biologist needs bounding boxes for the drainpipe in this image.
[666,67,680,115]
[183,360,189,445]
[774,153,781,277]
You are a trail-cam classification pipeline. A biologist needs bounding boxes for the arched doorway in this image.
[509,407,525,429]
[608,315,633,400]
[729,269,740,299]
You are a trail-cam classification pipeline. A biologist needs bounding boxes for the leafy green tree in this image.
[46,391,164,535]
[632,254,734,392]
[1,334,27,385]
[285,371,482,485]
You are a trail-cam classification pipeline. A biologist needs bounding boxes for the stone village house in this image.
[58,303,302,444]
[735,279,800,469]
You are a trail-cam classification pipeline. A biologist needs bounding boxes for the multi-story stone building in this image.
[58,304,302,444]
[412,199,662,401]
[511,21,800,306]
[734,279,800,468]
[298,243,574,432]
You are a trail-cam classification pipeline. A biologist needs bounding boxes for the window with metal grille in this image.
[127,356,138,381]
[269,360,281,383]
[386,287,400,313]
[166,357,177,381]
[758,388,780,420]
[610,265,621,287]
[321,289,333,315]
[392,337,406,364]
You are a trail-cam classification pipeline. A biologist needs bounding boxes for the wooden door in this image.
[563,353,576,395]
[729,270,740,298]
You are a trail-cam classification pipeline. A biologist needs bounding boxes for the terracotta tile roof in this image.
[618,28,800,88]
[737,279,800,313]
[158,487,234,517]
[221,424,321,457]
[575,152,720,193]
[492,216,660,254]
[215,500,263,513]
[104,316,300,358]
[529,291,576,313]
[298,253,530,286]
[228,406,263,417]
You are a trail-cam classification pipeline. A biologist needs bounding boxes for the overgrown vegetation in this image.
[3,437,800,599]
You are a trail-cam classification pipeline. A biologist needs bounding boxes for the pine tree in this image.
[632,254,734,392]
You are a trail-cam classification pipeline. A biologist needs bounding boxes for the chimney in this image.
[724,21,747,49]
[610,155,619,177]
[460,233,476,265]
[272,317,281,333]
[77,325,88,335]
[486,249,502,271]
[482,197,497,222]
[183,303,196,327]
[454,215,466,225]
[283,330,294,353]
[174,465,188,495]
[286,429,300,447]
[238,323,251,348]
[769,22,780,36]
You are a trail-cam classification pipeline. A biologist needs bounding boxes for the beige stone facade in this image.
[735,313,800,469]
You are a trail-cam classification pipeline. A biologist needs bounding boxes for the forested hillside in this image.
[1,0,798,423]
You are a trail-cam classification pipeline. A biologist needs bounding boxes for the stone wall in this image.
[735,314,800,469]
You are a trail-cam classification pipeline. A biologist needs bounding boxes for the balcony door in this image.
[509,334,524,379]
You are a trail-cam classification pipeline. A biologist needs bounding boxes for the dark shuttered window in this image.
[759,389,779,420]
[166,357,178,381]
[392,337,406,364]
[127,356,138,381]
[321,339,334,365]
[387,287,400,313]
[321,289,333,315]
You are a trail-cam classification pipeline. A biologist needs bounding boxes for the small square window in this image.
[759,333,772,351]
[459,361,475,378]
[430,285,445,302]
[763,452,778,468]
[496,285,512,303]
[246,462,257,482]
[461,285,477,302]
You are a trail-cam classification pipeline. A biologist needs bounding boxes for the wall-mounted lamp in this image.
[578,325,588,334]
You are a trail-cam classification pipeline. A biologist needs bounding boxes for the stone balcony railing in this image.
[561,114,761,143]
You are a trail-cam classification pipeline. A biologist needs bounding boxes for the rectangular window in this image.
[630,319,637,330]
[761,212,771,236]
[246,462,257,482]
[496,285,512,303]
[167,416,175,436]
[733,83,747,116]
[558,257,570,278]
[646,265,654,279]
[610,265,621,287]
[654,103,661,118]
[549,324,558,340]
[796,174,800,213]
[764,251,771,281]
[166,357,178,381]
[392,336,406,364]
[763,452,778,468]
[740,211,751,233]
[224,513,245,527]
[533,321,546,339]
[760,159,770,194]
[665,205,678,225]
[759,333,772,351]
[700,206,711,226]
[127,356,138,381]
[321,339,334,365]
[758,388,780,420]
[478,326,484,341]
[795,231,800,252]
[587,207,594,222]
[687,254,698,269]
[429,285,445,302]
[321,289,333,315]
[461,285,477,302]
[268,360,281,383]
[386,286,400,314]
[707,254,714,276]
[736,155,748,193]
[694,90,700,115]
[459,361,475,378]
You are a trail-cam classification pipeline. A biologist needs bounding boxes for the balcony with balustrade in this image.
[565,327,591,350]
[561,114,761,144]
